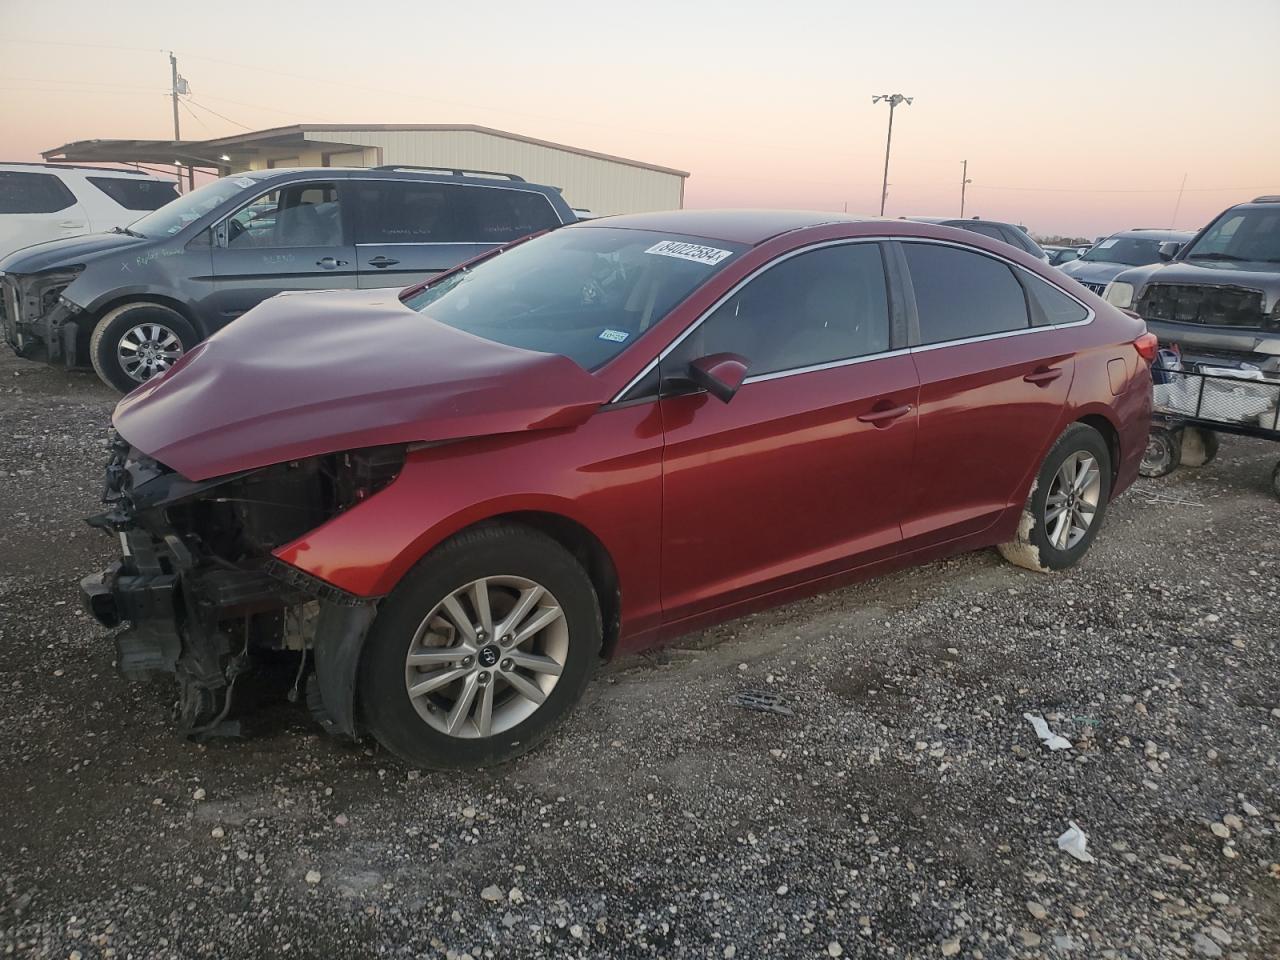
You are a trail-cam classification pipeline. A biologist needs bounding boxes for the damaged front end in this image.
[0,267,84,363]
[81,431,404,738]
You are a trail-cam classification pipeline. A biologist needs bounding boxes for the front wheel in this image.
[998,423,1112,573]
[358,524,601,769]
[89,302,197,393]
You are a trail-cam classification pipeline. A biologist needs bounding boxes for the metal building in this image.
[42,124,689,217]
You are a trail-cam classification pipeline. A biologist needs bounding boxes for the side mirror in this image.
[686,353,750,403]
[1157,241,1182,262]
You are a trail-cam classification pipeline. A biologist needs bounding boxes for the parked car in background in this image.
[81,211,1155,768]
[1044,244,1085,267]
[906,216,1048,262]
[1060,228,1196,295]
[0,166,575,391]
[1104,198,1280,371]
[0,162,177,260]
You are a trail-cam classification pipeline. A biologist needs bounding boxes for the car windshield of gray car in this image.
[404,227,746,370]
[1080,236,1167,266]
[127,177,250,239]
[1186,209,1280,263]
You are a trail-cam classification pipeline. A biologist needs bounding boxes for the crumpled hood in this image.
[113,288,612,481]
[0,230,146,274]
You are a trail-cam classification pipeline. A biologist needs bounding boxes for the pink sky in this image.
[3,0,1278,237]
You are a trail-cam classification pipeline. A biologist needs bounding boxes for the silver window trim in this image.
[610,235,1094,403]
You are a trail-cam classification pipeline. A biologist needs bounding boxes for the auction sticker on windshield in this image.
[646,240,734,266]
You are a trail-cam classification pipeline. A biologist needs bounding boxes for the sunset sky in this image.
[3,0,1278,237]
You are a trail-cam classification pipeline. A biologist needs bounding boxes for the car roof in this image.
[240,166,565,195]
[906,216,1023,229]
[1105,228,1197,240]
[573,209,876,245]
[0,161,164,179]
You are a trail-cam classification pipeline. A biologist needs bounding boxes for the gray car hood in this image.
[1059,260,1131,284]
[0,230,148,274]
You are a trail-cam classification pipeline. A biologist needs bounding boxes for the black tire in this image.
[1180,427,1219,468]
[998,422,1113,572]
[1139,426,1182,478]
[89,302,198,393]
[358,523,601,769]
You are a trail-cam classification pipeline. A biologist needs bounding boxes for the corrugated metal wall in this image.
[302,129,684,216]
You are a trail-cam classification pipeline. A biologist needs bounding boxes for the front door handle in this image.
[368,256,400,268]
[316,257,348,269]
[1024,366,1064,386]
[857,402,913,426]
[58,220,86,229]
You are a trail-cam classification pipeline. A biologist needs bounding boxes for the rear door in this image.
[0,170,86,258]
[895,240,1078,547]
[657,241,918,626]
[351,180,564,289]
[208,180,356,327]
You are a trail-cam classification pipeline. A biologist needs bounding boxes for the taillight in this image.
[1133,332,1159,364]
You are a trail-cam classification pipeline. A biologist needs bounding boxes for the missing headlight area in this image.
[0,268,83,360]
[81,435,407,737]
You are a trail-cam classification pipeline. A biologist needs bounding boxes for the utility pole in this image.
[960,159,972,217]
[872,93,912,216]
[169,52,194,191]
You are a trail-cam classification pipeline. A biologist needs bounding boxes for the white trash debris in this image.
[1024,713,1073,751]
[1057,822,1097,863]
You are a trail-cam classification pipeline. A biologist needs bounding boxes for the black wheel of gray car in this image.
[1139,426,1182,478]
[89,302,197,393]
[998,423,1112,572]
[358,523,601,769]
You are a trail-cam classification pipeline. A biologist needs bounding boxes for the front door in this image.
[208,181,356,330]
[895,240,1078,546]
[657,241,919,626]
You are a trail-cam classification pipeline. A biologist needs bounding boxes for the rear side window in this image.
[352,181,561,245]
[904,243,1030,344]
[1023,273,1089,326]
[0,171,76,214]
[87,176,178,211]
[672,243,891,376]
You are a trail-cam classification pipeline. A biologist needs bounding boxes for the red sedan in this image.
[82,211,1155,768]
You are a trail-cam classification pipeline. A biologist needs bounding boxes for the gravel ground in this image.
[1,350,1277,960]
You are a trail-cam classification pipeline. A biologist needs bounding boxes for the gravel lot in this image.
[2,350,1277,959]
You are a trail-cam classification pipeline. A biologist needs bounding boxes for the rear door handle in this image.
[316,257,348,269]
[1024,366,1064,386]
[368,256,400,268]
[857,402,913,426]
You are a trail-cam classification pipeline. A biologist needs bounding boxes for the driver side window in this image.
[666,242,892,380]
[225,183,342,249]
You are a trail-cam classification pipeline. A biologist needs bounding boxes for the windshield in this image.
[128,177,253,238]
[403,227,746,370]
[1081,235,1168,266]
[1184,208,1280,263]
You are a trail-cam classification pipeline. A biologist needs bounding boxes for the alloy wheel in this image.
[1044,451,1101,550]
[403,576,568,738]
[117,322,184,382]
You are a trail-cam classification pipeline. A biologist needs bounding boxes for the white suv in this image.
[0,163,179,260]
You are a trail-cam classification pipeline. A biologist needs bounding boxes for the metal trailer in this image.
[1140,355,1280,499]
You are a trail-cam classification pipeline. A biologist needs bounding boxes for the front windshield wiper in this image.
[1187,252,1244,261]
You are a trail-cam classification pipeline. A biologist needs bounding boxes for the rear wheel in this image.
[90,302,197,393]
[998,423,1112,572]
[1139,426,1182,478]
[358,524,601,769]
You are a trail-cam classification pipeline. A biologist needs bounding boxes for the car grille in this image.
[1077,281,1108,296]
[1137,283,1269,329]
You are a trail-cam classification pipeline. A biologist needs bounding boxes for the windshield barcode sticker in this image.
[598,328,629,342]
[645,240,734,266]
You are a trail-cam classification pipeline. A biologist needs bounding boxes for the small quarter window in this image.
[1023,273,1089,326]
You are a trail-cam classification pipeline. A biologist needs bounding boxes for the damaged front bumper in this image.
[80,432,403,738]
[1,269,85,365]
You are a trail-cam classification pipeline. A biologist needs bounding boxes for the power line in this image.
[184,98,253,131]
[179,98,211,134]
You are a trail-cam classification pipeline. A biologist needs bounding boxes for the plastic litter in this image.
[730,690,794,716]
[1024,713,1073,751]
[1057,821,1097,863]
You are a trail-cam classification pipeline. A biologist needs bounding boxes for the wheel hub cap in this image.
[117,321,183,383]
[403,575,568,739]
[1044,452,1101,551]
